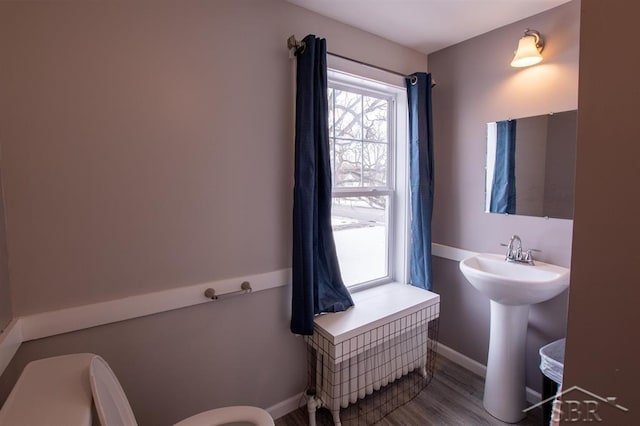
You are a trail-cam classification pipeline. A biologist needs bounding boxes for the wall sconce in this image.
[510,29,544,67]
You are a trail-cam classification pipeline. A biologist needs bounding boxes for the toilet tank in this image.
[0,353,95,425]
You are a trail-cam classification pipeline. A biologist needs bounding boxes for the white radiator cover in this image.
[306,283,440,425]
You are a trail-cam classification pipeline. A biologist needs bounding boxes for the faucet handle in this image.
[523,249,541,264]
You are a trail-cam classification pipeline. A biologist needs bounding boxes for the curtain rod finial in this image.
[287,35,302,50]
[287,35,306,55]
[287,35,297,50]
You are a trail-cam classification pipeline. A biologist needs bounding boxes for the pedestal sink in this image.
[459,253,569,422]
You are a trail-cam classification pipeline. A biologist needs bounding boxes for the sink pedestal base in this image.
[483,301,529,423]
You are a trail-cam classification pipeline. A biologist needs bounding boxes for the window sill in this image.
[313,282,439,345]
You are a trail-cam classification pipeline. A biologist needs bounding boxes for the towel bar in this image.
[204,281,252,300]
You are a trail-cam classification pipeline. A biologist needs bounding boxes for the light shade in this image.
[510,30,544,68]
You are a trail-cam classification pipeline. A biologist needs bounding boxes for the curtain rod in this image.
[287,35,428,86]
[327,51,417,84]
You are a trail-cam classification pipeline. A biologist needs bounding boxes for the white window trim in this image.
[327,68,410,292]
[485,122,497,212]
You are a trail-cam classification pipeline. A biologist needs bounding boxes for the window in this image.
[328,71,408,290]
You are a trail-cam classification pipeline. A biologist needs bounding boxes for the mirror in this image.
[485,110,577,219]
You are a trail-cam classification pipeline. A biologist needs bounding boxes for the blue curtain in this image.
[490,120,517,214]
[290,35,354,336]
[407,73,434,291]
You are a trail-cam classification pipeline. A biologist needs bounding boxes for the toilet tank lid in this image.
[0,353,95,426]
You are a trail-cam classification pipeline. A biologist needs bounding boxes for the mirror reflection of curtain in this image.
[290,35,353,336]
[490,120,517,214]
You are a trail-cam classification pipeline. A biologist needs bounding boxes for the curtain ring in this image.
[409,75,418,85]
[296,42,306,56]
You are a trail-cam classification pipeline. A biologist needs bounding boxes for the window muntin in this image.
[329,86,391,189]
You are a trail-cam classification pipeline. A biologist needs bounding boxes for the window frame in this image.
[327,69,410,292]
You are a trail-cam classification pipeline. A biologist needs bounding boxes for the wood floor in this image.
[275,354,543,426]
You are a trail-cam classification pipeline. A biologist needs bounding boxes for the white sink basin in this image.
[458,252,570,422]
[459,253,569,305]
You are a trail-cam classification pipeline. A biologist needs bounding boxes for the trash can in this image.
[539,338,565,425]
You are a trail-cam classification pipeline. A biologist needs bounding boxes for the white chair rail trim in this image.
[0,320,23,376]
[0,244,467,377]
[431,243,477,262]
[0,269,291,377]
[21,268,292,342]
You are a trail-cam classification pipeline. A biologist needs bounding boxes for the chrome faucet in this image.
[504,235,536,265]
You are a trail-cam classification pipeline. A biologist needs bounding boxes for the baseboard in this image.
[437,342,487,377]
[437,343,541,404]
[526,386,542,405]
[265,343,544,421]
[266,392,305,420]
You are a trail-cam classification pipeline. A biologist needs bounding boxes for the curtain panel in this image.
[290,35,354,336]
[407,73,435,291]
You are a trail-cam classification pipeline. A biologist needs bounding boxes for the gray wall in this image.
[0,172,11,331]
[544,111,577,218]
[0,0,429,424]
[0,0,428,316]
[563,0,640,421]
[428,0,580,393]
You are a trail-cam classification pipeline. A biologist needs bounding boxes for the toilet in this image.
[0,353,274,426]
